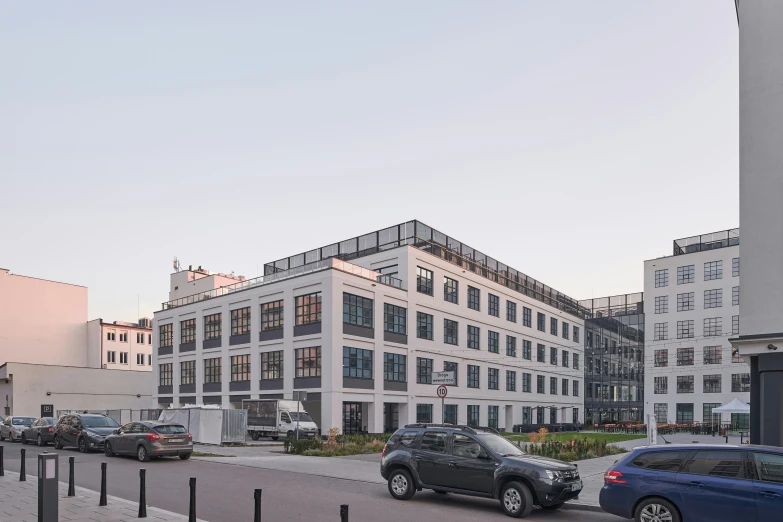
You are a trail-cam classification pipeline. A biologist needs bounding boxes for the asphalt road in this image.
[0,442,625,522]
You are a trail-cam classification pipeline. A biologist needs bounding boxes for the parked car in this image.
[104,421,193,462]
[599,444,783,522]
[380,424,582,518]
[53,413,120,452]
[21,417,59,446]
[0,416,38,442]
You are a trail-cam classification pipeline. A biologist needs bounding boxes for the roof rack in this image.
[402,423,500,435]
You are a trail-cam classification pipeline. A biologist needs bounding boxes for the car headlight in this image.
[545,470,564,481]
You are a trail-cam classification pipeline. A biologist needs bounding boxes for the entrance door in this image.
[383,404,399,433]
[342,402,362,434]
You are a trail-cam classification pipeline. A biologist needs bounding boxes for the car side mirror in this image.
[113,429,120,435]
[478,450,491,460]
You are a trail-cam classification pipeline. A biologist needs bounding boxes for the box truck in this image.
[242,399,319,440]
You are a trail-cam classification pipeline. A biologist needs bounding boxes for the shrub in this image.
[284,438,322,454]
[523,437,627,462]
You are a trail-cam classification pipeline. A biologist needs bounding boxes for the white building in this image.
[87,319,153,372]
[644,229,747,427]
[153,221,586,434]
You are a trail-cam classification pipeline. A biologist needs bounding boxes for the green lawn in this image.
[502,431,646,443]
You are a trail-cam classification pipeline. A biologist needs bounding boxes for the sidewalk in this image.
[0,470,208,521]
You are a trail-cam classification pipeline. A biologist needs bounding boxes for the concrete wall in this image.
[169,270,245,302]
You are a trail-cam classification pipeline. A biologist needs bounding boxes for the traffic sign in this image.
[432,371,456,385]
[436,385,448,398]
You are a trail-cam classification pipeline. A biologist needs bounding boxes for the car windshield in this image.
[13,417,36,425]
[476,433,525,456]
[82,416,119,428]
[289,412,312,422]
[154,425,187,434]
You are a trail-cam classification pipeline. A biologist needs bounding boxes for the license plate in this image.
[571,483,581,492]
[169,438,184,443]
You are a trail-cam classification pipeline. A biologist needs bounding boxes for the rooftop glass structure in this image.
[673,228,739,256]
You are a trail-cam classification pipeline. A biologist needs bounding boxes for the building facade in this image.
[644,230,748,427]
[87,320,153,372]
[153,221,586,434]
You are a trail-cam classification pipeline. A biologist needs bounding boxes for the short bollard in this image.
[68,457,75,497]
[38,452,59,522]
[189,477,196,522]
[99,462,107,506]
[253,489,262,522]
[340,504,349,522]
[138,469,147,518]
[0,445,4,476]
[20,448,26,481]
[725,435,729,444]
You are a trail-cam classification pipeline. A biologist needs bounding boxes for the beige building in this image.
[87,319,153,372]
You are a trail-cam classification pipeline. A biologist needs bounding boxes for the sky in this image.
[0,1,738,320]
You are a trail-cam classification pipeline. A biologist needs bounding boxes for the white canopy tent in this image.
[712,399,751,414]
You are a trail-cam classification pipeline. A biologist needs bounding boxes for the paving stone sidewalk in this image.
[0,470,208,521]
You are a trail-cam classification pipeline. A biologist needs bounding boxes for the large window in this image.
[654,403,668,423]
[522,407,532,424]
[444,277,458,304]
[732,373,750,392]
[550,317,558,336]
[488,368,499,390]
[655,296,668,314]
[231,307,251,336]
[180,319,196,344]
[573,326,580,343]
[295,347,321,377]
[732,286,739,306]
[159,324,173,347]
[384,353,406,382]
[506,335,517,357]
[677,347,694,366]
[383,304,406,335]
[573,353,580,370]
[704,260,723,281]
[522,373,531,393]
[343,347,373,379]
[488,330,499,353]
[416,357,433,384]
[467,325,480,349]
[537,375,545,394]
[733,315,739,335]
[704,317,722,337]
[537,343,546,363]
[488,294,499,317]
[655,269,669,288]
[467,365,480,388]
[732,257,740,277]
[562,321,569,339]
[677,265,695,285]
[550,377,558,395]
[506,370,516,391]
[261,300,284,331]
[560,378,568,396]
[522,307,532,327]
[704,289,722,309]
[654,376,668,394]
[417,312,433,340]
[654,322,668,341]
[573,380,579,397]
[677,292,694,312]
[677,320,694,339]
[703,375,721,393]
[676,404,694,424]
[230,355,250,382]
[507,301,517,322]
[417,267,433,295]
[204,313,221,340]
[443,404,458,425]
[159,363,172,386]
[677,375,694,394]
[180,360,195,384]
[444,361,458,386]
[343,293,373,328]
[704,346,722,365]
[467,286,480,311]
[550,347,558,366]
[261,350,284,380]
[295,292,322,325]
[522,339,531,360]
[467,405,480,427]
[537,312,546,332]
[655,349,669,367]
[416,404,433,424]
[562,350,569,368]
[444,319,459,345]
[487,406,498,430]
[536,406,545,424]
[204,358,221,383]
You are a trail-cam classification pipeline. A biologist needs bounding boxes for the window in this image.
[417,312,433,340]
[522,340,531,360]
[343,347,373,379]
[522,407,532,424]
[550,317,558,335]
[159,324,173,347]
[550,408,557,425]
[119,331,128,343]
[732,286,739,306]
[732,257,740,277]
[654,404,668,424]
[107,351,116,363]
[573,353,580,370]
[444,277,458,304]
[136,353,145,365]
[488,330,499,353]
[573,326,580,343]
[562,378,569,396]
[295,347,321,377]
[488,294,499,317]
[467,365,480,388]
[537,375,545,394]
[384,353,406,382]
[704,289,722,309]
[383,304,407,335]
[148,334,152,344]
[677,320,694,339]
[537,312,546,332]
[507,301,517,322]
[467,286,480,310]
[204,313,221,340]
[537,343,546,363]
[417,267,433,295]
[752,452,783,484]
[506,336,517,357]
[180,360,195,385]
[632,450,690,471]
[467,405,480,427]
[704,260,723,281]
[684,450,744,479]
[148,354,151,365]
[467,325,480,349]
[417,407,435,425]
[444,361,458,386]
[677,265,695,285]
[654,322,668,341]
[536,406,545,424]
[137,332,144,343]
[550,377,558,395]
[704,317,722,337]
[654,376,668,394]
[677,292,694,312]
[562,321,569,339]
[573,380,579,397]
[231,307,251,336]
[655,296,668,314]
[159,363,172,386]
[107,329,116,341]
[487,406,499,430]
[655,269,669,288]
[416,357,433,384]
[522,307,532,327]
[655,349,669,367]
[343,293,373,328]
[296,292,322,325]
[550,347,558,366]
[732,373,750,392]
[231,355,250,381]
[261,301,284,331]
[204,358,221,383]
[180,320,195,344]
[703,374,722,394]
[704,346,722,365]
[488,368,499,390]
[522,373,532,392]
[677,347,694,366]
[444,319,459,345]
[562,350,569,368]
[443,405,458,425]
[677,375,694,394]
[261,351,284,380]
[506,370,516,391]
[120,352,128,364]
[676,403,694,424]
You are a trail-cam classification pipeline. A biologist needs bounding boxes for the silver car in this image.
[0,416,37,442]
[104,421,193,462]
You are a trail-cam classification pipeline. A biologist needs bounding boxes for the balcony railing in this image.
[673,228,739,256]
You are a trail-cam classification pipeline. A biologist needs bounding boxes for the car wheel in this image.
[37,435,44,447]
[0,433,4,441]
[53,436,62,449]
[105,442,114,457]
[271,436,279,441]
[501,481,534,518]
[287,431,295,438]
[21,434,27,445]
[250,432,260,441]
[137,445,150,462]
[541,502,564,511]
[634,497,680,522]
[78,437,88,453]
[179,453,191,460]
[387,469,415,500]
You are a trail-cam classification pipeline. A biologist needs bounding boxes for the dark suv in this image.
[53,413,120,453]
[381,424,582,518]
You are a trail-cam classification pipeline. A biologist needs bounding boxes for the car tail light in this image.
[382,444,387,456]
[188,434,192,441]
[146,432,160,442]
[604,471,627,484]
[48,427,54,433]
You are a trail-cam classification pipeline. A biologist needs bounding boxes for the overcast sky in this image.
[0,1,738,320]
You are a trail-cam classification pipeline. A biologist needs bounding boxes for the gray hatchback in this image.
[104,421,193,462]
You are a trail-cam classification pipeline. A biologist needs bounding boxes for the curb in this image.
[563,502,605,513]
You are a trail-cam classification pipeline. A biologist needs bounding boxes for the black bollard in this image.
[138,469,147,518]
[99,462,107,506]
[340,504,349,522]
[253,489,262,522]
[20,448,25,481]
[68,457,75,497]
[189,477,196,522]
[725,435,729,444]
[0,445,4,477]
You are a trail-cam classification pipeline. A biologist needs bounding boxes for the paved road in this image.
[0,442,624,522]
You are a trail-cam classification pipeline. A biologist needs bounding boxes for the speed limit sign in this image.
[436,385,448,398]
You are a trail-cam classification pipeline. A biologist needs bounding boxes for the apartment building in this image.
[153,221,586,434]
[644,229,748,427]
[87,319,153,372]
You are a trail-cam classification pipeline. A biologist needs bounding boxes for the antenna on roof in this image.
[173,257,181,272]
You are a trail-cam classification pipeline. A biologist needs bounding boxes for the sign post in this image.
[38,452,58,522]
[436,385,448,423]
[647,413,658,446]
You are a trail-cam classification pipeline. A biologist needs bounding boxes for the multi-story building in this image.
[87,319,153,372]
[644,229,747,427]
[580,293,644,426]
[153,221,587,434]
